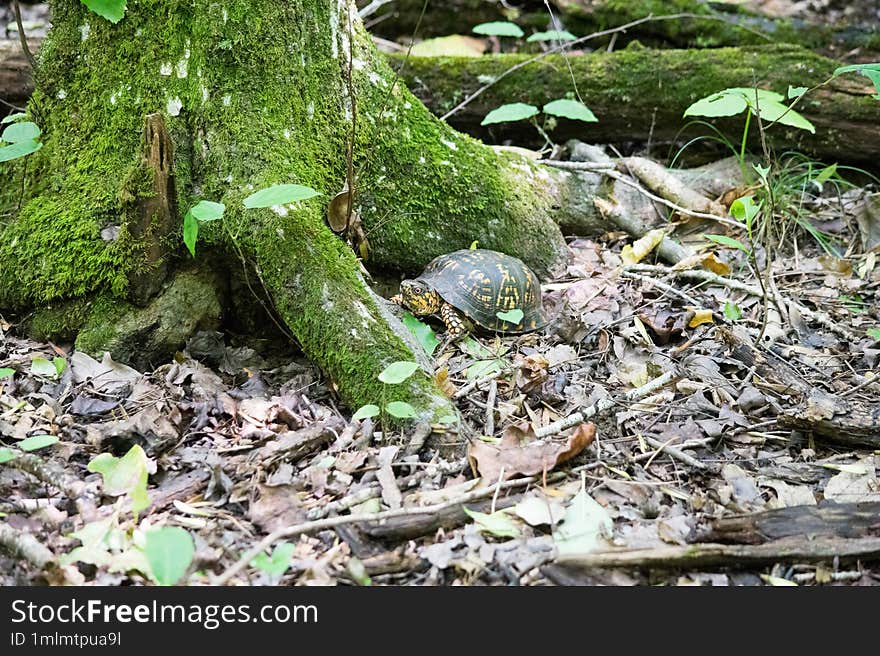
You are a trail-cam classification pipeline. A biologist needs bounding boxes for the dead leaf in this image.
[248,484,307,533]
[515,354,549,393]
[410,35,486,57]
[467,422,596,482]
[621,228,666,265]
[687,308,714,328]
[376,446,402,509]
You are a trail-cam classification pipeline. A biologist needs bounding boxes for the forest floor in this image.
[2,150,879,585]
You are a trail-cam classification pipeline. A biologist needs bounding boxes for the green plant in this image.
[80,0,127,23]
[0,114,42,163]
[352,360,420,423]
[481,97,598,151]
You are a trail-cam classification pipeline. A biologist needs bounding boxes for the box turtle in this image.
[395,249,545,339]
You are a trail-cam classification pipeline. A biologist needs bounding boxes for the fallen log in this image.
[396,44,880,167]
[695,502,880,545]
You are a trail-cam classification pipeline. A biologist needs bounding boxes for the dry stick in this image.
[485,379,497,438]
[0,522,54,570]
[620,271,702,307]
[642,435,713,471]
[8,451,87,499]
[441,12,770,121]
[453,367,508,399]
[534,370,677,439]
[213,474,544,585]
[625,264,861,342]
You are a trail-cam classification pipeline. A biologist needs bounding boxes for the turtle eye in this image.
[412,286,423,295]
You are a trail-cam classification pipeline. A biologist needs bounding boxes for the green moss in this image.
[25,297,93,342]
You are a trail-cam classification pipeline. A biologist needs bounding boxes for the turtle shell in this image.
[415,249,544,333]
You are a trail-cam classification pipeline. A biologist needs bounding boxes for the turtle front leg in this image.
[439,302,468,343]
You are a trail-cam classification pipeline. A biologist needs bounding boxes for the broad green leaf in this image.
[183,210,199,257]
[463,507,521,538]
[1,121,40,144]
[402,313,440,355]
[88,445,152,514]
[1,112,27,124]
[80,0,127,23]
[243,184,320,208]
[189,200,225,221]
[53,357,66,376]
[466,358,503,380]
[703,234,750,252]
[752,162,771,182]
[730,195,762,224]
[833,62,880,98]
[496,308,524,324]
[527,30,576,42]
[749,98,815,133]
[30,357,59,378]
[788,85,808,99]
[472,21,524,38]
[59,517,116,567]
[352,404,380,421]
[684,91,747,118]
[144,526,194,585]
[18,435,59,452]
[0,448,17,464]
[481,103,539,126]
[251,542,295,577]
[542,98,598,123]
[728,87,785,103]
[0,139,42,163]
[553,488,613,555]
[463,337,494,358]
[385,401,418,419]
[0,368,14,379]
[378,360,420,384]
[867,328,880,341]
[723,301,742,321]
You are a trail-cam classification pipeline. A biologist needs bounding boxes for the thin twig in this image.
[12,0,36,70]
[212,474,542,585]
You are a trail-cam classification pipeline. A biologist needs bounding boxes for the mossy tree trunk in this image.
[0,0,588,418]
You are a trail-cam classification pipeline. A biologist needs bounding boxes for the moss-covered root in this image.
[250,205,454,420]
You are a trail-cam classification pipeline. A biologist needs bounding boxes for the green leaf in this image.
[469,240,479,249]
[748,98,815,133]
[53,357,66,376]
[18,435,59,452]
[723,301,742,321]
[1,121,41,144]
[378,361,420,384]
[730,195,762,225]
[30,357,59,378]
[867,328,880,341]
[527,30,576,42]
[410,35,485,58]
[481,103,539,126]
[0,368,14,379]
[752,162,771,182]
[472,21,524,38]
[80,0,127,23]
[542,98,598,123]
[0,139,42,163]
[553,488,613,555]
[814,163,838,184]
[143,527,194,585]
[703,234,750,253]
[496,308,524,324]
[0,448,17,464]
[352,404,380,421]
[684,90,748,118]
[788,85,808,99]
[183,210,199,257]
[463,507,521,538]
[251,542,295,577]
[189,200,225,221]
[1,112,27,124]
[402,313,440,355]
[466,358,503,381]
[833,62,880,98]
[385,401,418,419]
[88,445,152,514]
[243,184,320,208]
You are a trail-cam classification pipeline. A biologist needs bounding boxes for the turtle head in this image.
[399,279,441,316]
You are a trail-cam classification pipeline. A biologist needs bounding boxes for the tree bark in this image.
[396,44,880,166]
[0,0,592,417]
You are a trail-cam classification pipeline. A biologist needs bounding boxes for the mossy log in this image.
[396,44,880,167]
[0,0,601,418]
